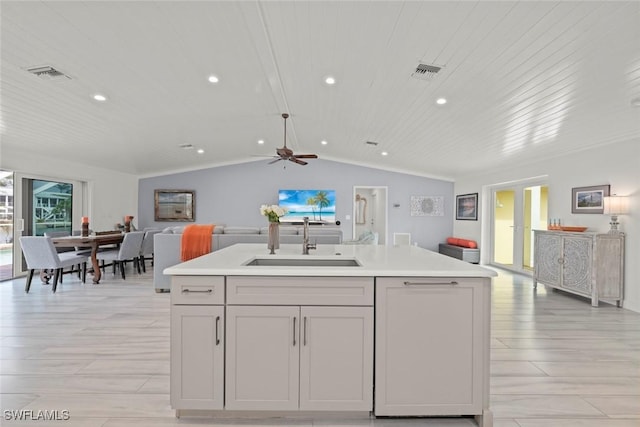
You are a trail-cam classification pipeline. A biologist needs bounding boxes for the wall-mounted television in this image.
[278,189,336,224]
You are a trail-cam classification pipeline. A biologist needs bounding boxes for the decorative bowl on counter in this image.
[560,226,588,232]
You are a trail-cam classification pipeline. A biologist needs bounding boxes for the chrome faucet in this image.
[302,217,316,255]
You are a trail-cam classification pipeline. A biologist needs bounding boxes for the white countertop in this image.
[164,243,497,278]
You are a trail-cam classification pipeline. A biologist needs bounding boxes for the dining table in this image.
[51,233,124,284]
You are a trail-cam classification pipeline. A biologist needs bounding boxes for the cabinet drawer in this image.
[171,276,225,305]
[226,276,374,306]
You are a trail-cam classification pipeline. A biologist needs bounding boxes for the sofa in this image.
[153,224,343,291]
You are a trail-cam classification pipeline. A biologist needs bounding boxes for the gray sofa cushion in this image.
[223,226,260,234]
[162,224,225,234]
[260,226,299,235]
[308,227,342,235]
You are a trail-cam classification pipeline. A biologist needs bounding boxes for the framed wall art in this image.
[456,193,478,221]
[154,190,195,221]
[571,185,609,214]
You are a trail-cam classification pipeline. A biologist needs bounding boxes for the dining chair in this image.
[97,231,144,280]
[44,230,85,279]
[19,236,89,293]
[138,229,161,273]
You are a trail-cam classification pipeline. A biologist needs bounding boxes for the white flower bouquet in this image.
[260,204,288,223]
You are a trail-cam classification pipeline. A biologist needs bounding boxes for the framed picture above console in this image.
[154,190,195,221]
[571,185,609,214]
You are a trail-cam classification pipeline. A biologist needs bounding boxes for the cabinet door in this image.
[225,305,300,410]
[170,305,224,410]
[535,232,562,286]
[375,278,486,416]
[299,306,373,411]
[562,236,592,294]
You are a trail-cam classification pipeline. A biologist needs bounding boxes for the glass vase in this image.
[268,222,280,254]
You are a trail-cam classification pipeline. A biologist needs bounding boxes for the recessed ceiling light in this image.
[197,149,205,154]
[324,76,336,85]
[93,94,107,102]
[381,151,388,156]
[257,139,265,145]
[321,140,328,145]
[436,98,447,105]
[208,75,219,83]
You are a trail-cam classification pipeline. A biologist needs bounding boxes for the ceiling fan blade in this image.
[268,158,283,164]
[293,154,318,159]
[289,158,308,165]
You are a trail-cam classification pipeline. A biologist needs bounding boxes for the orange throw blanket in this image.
[181,224,215,261]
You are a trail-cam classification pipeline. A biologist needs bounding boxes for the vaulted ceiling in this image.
[1,1,639,180]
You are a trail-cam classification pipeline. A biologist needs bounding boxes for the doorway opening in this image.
[491,181,548,274]
[353,186,388,245]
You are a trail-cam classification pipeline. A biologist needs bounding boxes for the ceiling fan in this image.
[268,113,318,166]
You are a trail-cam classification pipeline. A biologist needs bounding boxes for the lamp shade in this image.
[603,196,629,215]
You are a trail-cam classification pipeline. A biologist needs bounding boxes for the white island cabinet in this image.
[170,276,225,410]
[224,276,374,411]
[165,243,496,426]
[375,277,491,425]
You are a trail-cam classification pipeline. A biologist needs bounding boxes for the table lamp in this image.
[603,195,629,234]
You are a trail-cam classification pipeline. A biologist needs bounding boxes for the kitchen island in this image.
[164,243,497,427]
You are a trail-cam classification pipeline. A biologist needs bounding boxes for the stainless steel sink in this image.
[243,257,361,267]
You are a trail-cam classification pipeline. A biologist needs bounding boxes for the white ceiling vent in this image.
[25,65,71,81]
[411,63,442,81]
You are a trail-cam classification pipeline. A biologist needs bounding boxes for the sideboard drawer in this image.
[226,276,373,306]
[171,276,225,305]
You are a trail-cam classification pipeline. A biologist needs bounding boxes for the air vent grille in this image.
[26,65,71,80]
[411,63,442,81]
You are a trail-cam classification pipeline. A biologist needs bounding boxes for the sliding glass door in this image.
[491,182,548,274]
[8,174,84,278]
[0,171,14,281]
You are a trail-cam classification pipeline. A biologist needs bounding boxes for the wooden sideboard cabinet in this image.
[533,230,625,307]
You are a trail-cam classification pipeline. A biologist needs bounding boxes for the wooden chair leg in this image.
[52,269,61,293]
[25,269,34,293]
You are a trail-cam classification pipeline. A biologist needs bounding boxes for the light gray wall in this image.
[138,159,454,250]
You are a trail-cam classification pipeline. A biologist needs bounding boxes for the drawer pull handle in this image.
[293,317,297,347]
[181,288,213,293]
[215,316,221,345]
[403,281,459,286]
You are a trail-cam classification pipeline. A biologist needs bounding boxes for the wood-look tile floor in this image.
[1,266,639,427]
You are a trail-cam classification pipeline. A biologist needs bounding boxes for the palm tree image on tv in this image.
[279,189,336,223]
[314,191,330,220]
[306,197,318,220]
